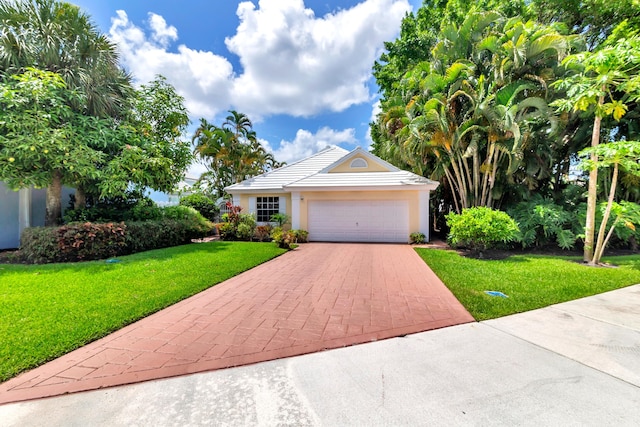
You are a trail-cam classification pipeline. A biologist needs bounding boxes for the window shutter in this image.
[279,196,286,214]
[249,197,257,215]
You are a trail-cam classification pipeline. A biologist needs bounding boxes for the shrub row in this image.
[20,208,213,264]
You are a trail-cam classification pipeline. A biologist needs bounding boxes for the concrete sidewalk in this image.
[2,285,638,426]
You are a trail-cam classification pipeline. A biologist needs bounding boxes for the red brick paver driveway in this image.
[0,243,473,404]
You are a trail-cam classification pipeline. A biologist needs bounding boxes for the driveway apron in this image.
[0,243,473,404]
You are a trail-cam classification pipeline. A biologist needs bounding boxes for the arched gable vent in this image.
[350,158,368,168]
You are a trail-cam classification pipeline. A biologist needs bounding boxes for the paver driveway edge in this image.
[0,243,474,405]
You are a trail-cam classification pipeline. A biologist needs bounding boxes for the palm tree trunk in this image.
[444,168,461,214]
[592,163,619,264]
[448,150,467,210]
[584,92,605,263]
[46,170,63,226]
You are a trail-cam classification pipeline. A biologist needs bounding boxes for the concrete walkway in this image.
[1,284,638,426]
[0,243,473,405]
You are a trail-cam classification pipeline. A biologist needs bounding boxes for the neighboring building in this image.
[148,175,199,207]
[0,183,73,250]
[225,146,439,243]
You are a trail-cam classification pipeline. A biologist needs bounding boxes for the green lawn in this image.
[416,248,640,321]
[0,241,286,382]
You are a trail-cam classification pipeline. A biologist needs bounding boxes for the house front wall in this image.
[230,189,431,242]
[297,189,429,238]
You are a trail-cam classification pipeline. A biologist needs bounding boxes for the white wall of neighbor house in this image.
[0,182,20,249]
[0,184,74,249]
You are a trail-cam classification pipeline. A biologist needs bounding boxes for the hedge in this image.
[19,216,213,264]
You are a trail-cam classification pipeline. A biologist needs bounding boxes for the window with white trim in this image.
[257,196,279,222]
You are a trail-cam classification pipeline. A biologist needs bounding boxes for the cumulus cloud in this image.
[227,0,410,117]
[365,99,382,150]
[109,10,235,119]
[108,0,409,120]
[262,127,357,163]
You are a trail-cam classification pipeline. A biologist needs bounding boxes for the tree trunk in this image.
[592,163,619,264]
[74,186,86,210]
[584,92,605,263]
[45,170,63,226]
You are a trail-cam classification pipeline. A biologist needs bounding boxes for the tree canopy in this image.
[371,0,640,257]
[0,0,192,225]
[193,111,284,197]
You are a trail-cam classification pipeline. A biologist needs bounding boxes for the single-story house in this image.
[0,183,74,250]
[225,146,439,243]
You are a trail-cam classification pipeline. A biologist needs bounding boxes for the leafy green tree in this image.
[194,111,284,197]
[552,35,640,262]
[579,141,640,264]
[100,76,192,198]
[0,69,107,225]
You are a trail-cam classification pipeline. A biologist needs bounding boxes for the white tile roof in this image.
[284,171,437,189]
[225,146,349,192]
[225,146,439,193]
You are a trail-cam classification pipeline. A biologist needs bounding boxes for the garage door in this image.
[308,200,409,243]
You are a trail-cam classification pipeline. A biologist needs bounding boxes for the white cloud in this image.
[108,1,409,120]
[148,13,177,47]
[262,127,357,163]
[109,10,235,119]
[227,0,410,117]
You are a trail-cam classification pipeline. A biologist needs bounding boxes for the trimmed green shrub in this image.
[446,207,519,252]
[20,223,127,263]
[218,222,237,241]
[162,205,214,239]
[271,227,298,249]
[237,223,254,240]
[19,210,213,263]
[292,229,309,243]
[123,219,195,254]
[20,227,62,264]
[410,232,426,244]
[179,193,219,221]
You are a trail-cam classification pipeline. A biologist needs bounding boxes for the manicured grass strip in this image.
[416,249,640,321]
[0,241,286,382]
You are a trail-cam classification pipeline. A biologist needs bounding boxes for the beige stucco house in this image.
[225,146,439,243]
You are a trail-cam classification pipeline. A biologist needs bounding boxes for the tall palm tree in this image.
[375,11,571,212]
[194,112,285,197]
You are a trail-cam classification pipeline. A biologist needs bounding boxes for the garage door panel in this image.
[308,200,409,243]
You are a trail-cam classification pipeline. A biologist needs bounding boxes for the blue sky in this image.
[70,0,423,176]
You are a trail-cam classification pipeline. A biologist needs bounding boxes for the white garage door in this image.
[308,200,409,243]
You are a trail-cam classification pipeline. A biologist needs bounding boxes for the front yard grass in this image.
[416,248,640,321]
[0,241,286,382]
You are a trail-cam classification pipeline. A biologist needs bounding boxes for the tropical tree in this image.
[0,0,133,223]
[374,12,571,212]
[0,69,107,224]
[97,76,193,201]
[579,141,640,264]
[194,111,284,197]
[552,34,640,262]
[0,0,131,118]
